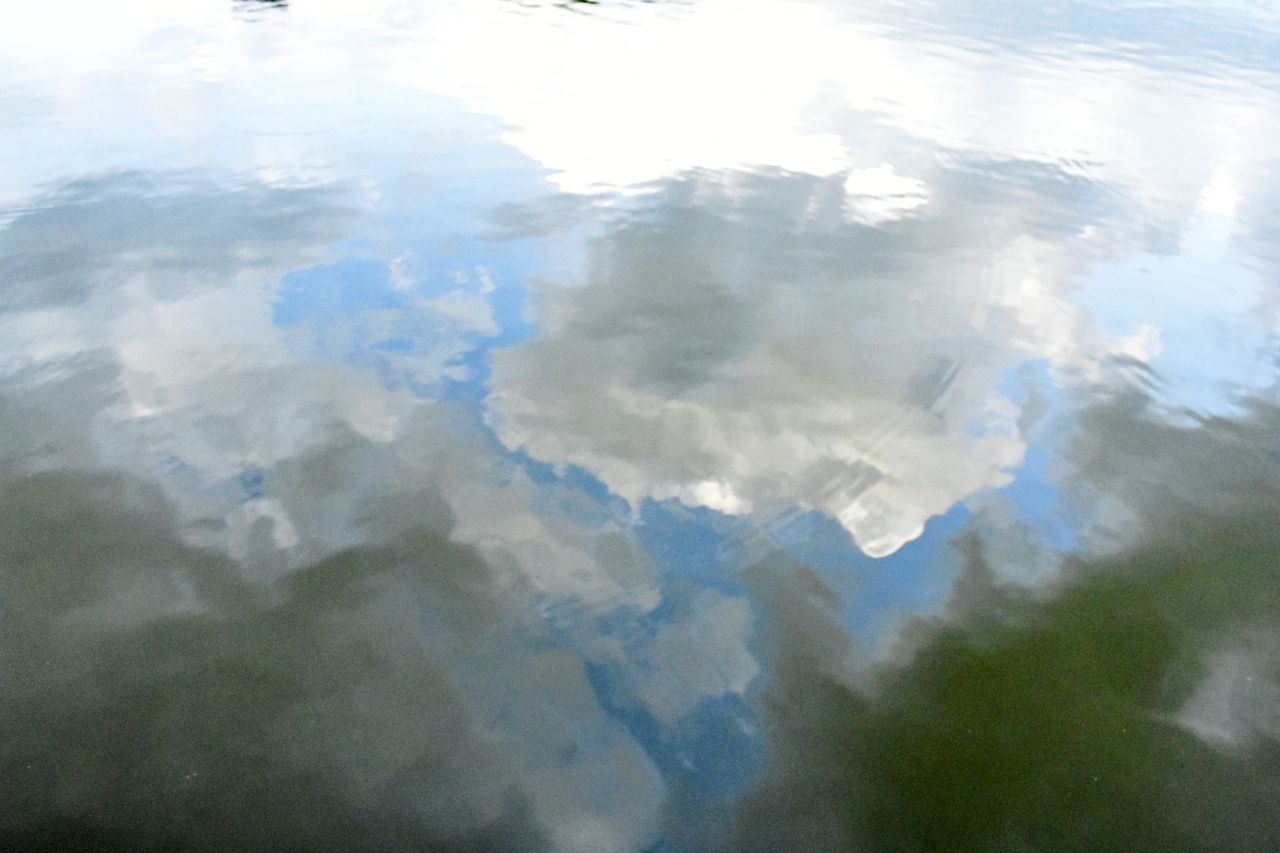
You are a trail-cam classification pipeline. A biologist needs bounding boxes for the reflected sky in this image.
[2,1,1279,850]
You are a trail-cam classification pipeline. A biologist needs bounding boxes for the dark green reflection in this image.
[736,393,1280,852]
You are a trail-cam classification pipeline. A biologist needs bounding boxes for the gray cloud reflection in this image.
[0,175,672,852]
[488,161,1131,556]
[0,174,356,312]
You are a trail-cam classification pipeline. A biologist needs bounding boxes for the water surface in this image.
[2,1,1279,850]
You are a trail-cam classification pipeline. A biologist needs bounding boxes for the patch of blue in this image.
[237,466,266,500]
[369,337,413,352]
[672,695,766,797]
[747,504,970,647]
[584,662,764,802]
[273,258,398,326]
[488,443,639,526]
[637,502,724,578]
[559,462,623,507]
[1000,444,1078,552]
[437,350,493,403]
[505,448,561,486]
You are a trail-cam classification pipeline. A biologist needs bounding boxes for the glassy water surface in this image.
[3,1,1280,849]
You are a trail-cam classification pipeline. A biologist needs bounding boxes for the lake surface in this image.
[3,1,1280,849]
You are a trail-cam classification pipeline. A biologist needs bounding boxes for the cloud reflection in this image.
[489,161,1127,556]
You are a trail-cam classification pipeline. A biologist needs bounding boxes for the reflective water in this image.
[2,1,1279,850]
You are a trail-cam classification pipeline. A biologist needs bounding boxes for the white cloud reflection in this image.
[487,164,1126,556]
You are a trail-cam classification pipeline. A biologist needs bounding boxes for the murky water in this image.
[2,1,1279,850]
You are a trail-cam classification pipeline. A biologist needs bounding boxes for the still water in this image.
[2,0,1279,849]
